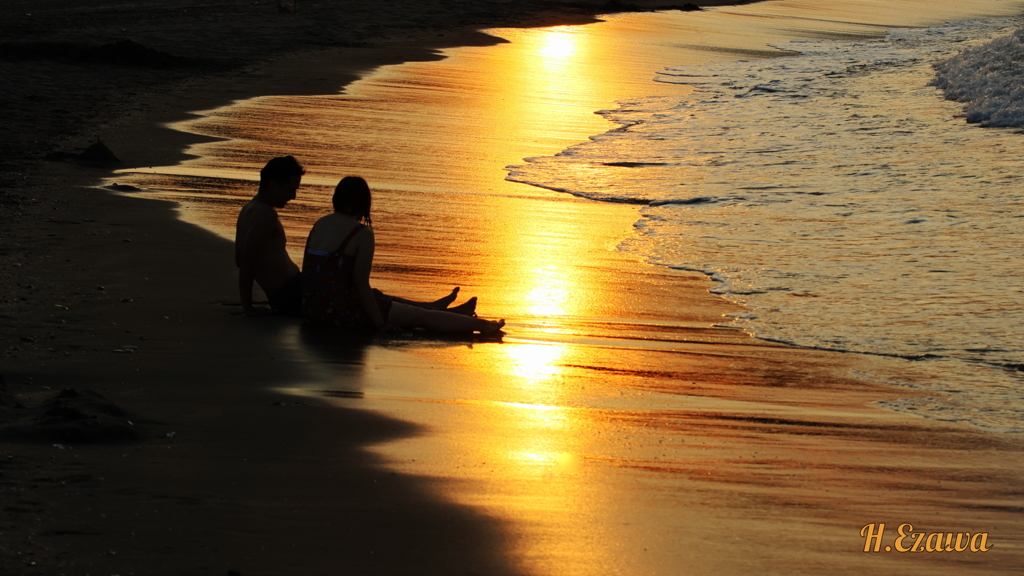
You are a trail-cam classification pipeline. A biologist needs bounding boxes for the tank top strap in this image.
[335,223,365,254]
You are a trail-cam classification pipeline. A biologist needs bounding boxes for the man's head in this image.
[258,156,305,207]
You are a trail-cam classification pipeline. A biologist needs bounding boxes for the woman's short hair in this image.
[333,176,372,227]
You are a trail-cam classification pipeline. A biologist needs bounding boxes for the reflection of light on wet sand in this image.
[495,340,585,392]
[498,402,575,478]
[505,342,565,384]
[503,401,562,412]
[499,402,583,482]
[494,345,577,485]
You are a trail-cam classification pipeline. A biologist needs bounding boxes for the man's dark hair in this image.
[259,156,305,189]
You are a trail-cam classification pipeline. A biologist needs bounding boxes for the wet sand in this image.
[2,0,1024,574]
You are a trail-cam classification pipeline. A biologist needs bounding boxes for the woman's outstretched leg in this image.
[389,302,503,334]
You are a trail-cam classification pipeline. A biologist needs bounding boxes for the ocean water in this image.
[507,16,1024,432]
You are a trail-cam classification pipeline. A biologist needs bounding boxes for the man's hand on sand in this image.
[377,323,410,336]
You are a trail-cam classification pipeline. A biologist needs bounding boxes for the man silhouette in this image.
[234,156,305,316]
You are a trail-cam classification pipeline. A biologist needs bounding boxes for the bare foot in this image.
[429,287,460,309]
[447,296,477,316]
[479,318,505,335]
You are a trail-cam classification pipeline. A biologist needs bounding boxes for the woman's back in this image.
[305,212,367,255]
[302,217,386,331]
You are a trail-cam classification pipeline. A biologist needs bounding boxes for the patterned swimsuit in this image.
[301,224,392,331]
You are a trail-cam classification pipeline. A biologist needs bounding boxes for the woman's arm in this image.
[349,228,390,330]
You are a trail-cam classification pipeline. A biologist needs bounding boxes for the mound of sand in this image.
[0,384,147,444]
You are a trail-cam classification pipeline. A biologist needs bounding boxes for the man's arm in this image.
[236,210,275,315]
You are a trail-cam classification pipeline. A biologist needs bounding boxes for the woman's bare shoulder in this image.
[307,215,370,252]
[350,224,375,247]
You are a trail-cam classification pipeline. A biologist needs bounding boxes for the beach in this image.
[2,0,1024,574]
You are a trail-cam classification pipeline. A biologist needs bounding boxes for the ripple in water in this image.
[507,17,1024,432]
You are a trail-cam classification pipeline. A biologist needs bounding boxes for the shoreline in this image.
[0,0,754,186]
[2,0,1023,574]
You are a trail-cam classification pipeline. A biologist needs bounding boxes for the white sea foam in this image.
[507,17,1024,431]
[932,26,1024,126]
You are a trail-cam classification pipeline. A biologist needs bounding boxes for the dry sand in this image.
[2,0,1023,575]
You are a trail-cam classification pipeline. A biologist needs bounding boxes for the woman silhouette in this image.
[302,176,504,335]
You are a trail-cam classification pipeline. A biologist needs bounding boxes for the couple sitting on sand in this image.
[235,156,504,335]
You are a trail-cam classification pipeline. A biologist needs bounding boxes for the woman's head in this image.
[332,176,372,227]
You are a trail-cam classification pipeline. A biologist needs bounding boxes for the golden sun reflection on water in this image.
[522,264,569,318]
[537,26,579,61]
[503,343,567,385]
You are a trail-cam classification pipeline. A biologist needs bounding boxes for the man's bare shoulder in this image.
[239,199,279,223]
[237,199,281,235]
